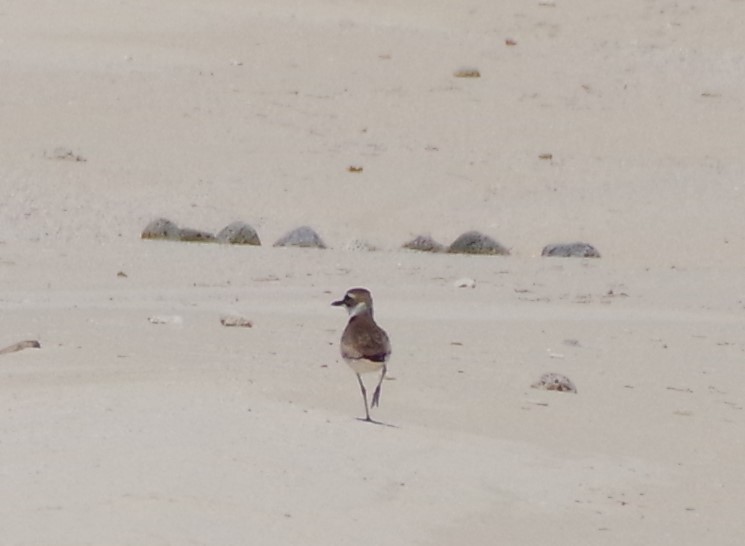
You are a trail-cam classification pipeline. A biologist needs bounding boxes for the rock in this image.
[454,277,476,288]
[46,147,87,162]
[454,67,480,78]
[448,231,510,256]
[141,218,180,240]
[402,235,446,253]
[273,226,327,249]
[531,372,577,393]
[217,221,261,245]
[177,228,216,243]
[344,239,377,252]
[0,340,41,355]
[142,218,216,243]
[541,242,601,258]
[147,315,183,325]
[220,315,254,328]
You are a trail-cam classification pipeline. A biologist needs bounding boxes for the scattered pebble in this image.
[147,315,183,325]
[46,147,87,162]
[220,315,254,328]
[454,67,481,78]
[666,386,693,393]
[454,277,476,289]
[531,372,577,393]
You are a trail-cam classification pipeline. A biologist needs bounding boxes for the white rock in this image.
[344,239,377,252]
[531,372,577,393]
[454,277,476,288]
[147,315,183,325]
[220,315,253,328]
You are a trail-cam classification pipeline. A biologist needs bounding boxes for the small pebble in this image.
[220,315,254,328]
[541,242,601,258]
[454,277,476,289]
[531,372,577,393]
[148,315,184,325]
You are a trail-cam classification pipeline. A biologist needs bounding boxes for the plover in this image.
[332,288,391,422]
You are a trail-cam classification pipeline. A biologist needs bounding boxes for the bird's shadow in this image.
[356,417,399,428]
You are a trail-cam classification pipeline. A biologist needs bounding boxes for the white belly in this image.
[344,357,386,375]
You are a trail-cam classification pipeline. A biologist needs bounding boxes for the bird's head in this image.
[332,287,373,317]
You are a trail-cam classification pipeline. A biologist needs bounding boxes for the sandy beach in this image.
[1,1,744,544]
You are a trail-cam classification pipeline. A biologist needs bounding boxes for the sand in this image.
[1,1,744,544]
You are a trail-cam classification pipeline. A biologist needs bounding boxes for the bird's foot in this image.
[355,416,398,428]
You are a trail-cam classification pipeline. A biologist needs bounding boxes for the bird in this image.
[331,288,391,422]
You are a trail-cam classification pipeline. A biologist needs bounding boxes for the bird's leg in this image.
[371,365,387,408]
[356,373,371,421]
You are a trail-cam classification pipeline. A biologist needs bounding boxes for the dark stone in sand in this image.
[142,218,215,243]
[177,228,216,243]
[531,372,577,393]
[541,242,601,258]
[0,339,41,355]
[402,235,446,253]
[273,226,327,249]
[217,221,261,245]
[141,218,181,240]
[47,147,87,162]
[447,231,509,255]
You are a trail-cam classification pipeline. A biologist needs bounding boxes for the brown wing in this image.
[341,316,391,362]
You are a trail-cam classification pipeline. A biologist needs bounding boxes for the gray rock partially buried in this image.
[217,221,261,245]
[531,372,577,393]
[141,218,216,243]
[141,218,181,241]
[448,231,509,256]
[178,228,216,243]
[541,242,601,258]
[402,235,446,253]
[273,226,327,249]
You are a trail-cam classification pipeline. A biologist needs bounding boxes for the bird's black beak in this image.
[331,299,344,307]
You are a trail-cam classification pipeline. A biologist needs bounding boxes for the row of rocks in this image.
[142,219,330,248]
[402,233,600,258]
[403,232,513,255]
[141,218,600,257]
[143,218,263,246]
